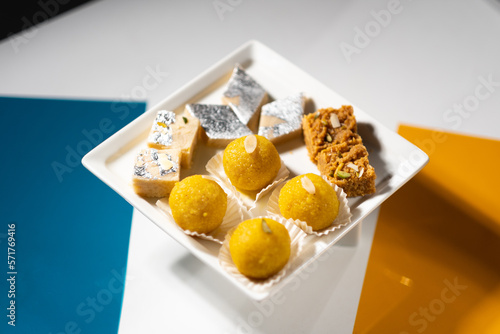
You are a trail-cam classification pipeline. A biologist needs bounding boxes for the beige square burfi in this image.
[132,148,181,198]
[147,110,199,169]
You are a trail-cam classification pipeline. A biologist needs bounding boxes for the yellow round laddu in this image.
[223,135,281,191]
[278,173,339,231]
[229,218,291,279]
[169,175,227,234]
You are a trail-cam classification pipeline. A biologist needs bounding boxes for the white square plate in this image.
[82,40,428,300]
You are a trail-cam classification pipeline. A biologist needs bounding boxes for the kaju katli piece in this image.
[222,64,268,132]
[185,103,252,147]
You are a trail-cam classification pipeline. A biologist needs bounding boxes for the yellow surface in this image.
[279,173,339,231]
[223,135,281,191]
[354,125,500,334]
[230,218,291,279]
[169,175,227,234]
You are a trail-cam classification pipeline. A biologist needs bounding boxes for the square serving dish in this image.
[82,40,428,300]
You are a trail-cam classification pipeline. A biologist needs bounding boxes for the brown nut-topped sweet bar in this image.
[317,139,376,197]
[302,106,358,163]
[302,106,376,197]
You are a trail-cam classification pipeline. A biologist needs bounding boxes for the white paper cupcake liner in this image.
[156,175,246,244]
[205,152,289,210]
[266,175,352,237]
[218,216,306,292]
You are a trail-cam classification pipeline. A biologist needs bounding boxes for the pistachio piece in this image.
[337,171,351,179]
[334,162,344,179]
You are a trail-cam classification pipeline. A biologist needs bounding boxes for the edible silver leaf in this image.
[147,110,176,147]
[223,65,266,125]
[186,104,252,141]
[258,93,304,140]
[133,148,178,180]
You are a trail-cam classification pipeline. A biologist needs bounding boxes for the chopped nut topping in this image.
[337,171,351,179]
[358,167,365,178]
[244,135,257,154]
[261,219,272,234]
[301,176,316,195]
[346,162,359,172]
[330,114,340,128]
[334,162,344,179]
[158,155,173,171]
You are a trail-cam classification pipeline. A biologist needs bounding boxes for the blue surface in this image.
[0,97,146,334]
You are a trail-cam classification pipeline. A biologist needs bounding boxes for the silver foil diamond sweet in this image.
[222,65,268,132]
[185,104,252,147]
[258,93,305,144]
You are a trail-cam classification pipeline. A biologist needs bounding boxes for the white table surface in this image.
[1,0,499,333]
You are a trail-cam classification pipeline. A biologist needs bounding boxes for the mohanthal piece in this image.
[317,140,376,197]
[302,105,358,163]
[302,105,376,197]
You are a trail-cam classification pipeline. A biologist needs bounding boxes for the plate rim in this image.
[82,39,428,300]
